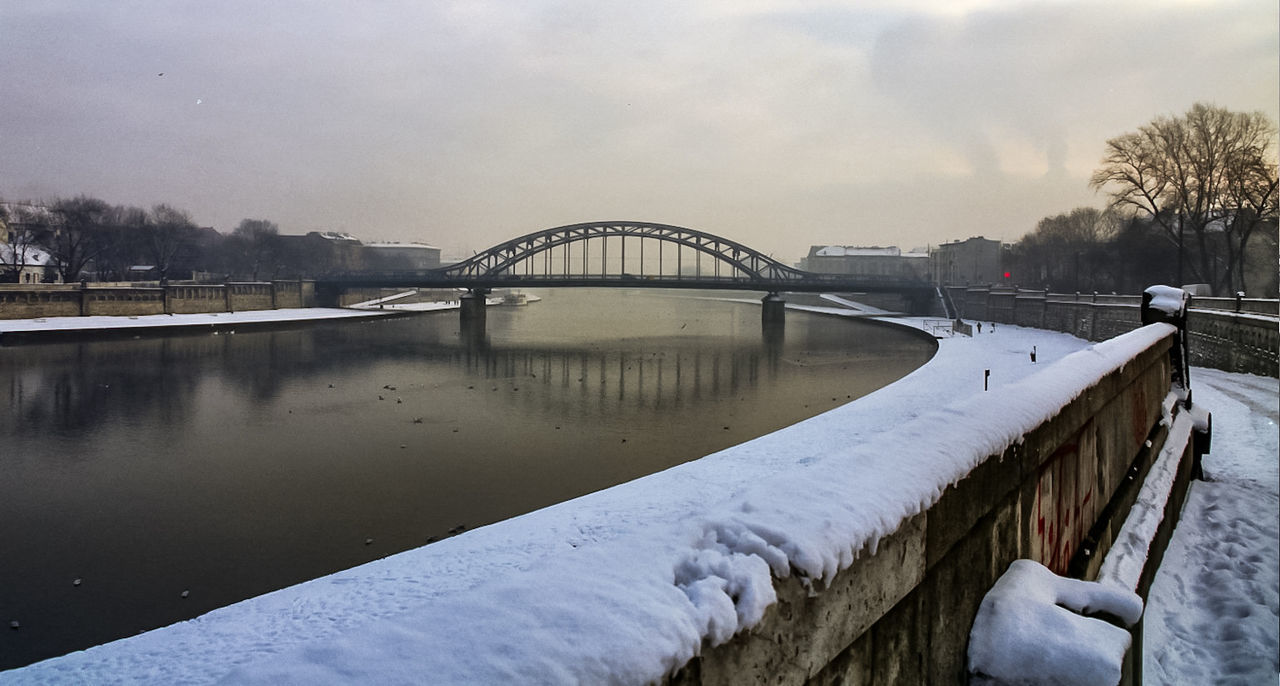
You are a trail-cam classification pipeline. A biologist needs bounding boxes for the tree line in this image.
[1008,103,1277,297]
[0,197,294,283]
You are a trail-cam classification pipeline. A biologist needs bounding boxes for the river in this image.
[0,289,934,670]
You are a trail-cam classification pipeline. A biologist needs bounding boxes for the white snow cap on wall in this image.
[968,559,1143,686]
[1143,285,1188,318]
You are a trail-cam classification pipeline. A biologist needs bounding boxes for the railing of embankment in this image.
[667,315,1201,685]
[949,286,1278,377]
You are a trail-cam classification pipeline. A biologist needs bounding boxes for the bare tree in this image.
[1009,207,1119,292]
[1091,103,1279,294]
[43,196,115,283]
[93,204,149,281]
[146,204,197,282]
[232,218,280,280]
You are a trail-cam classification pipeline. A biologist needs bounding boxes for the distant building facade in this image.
[0,203,60,283]
[929,237,1002,286]
[274,231,366,276]
[0,243,54,283]
[363,242,441,271]
[800,245,929,281]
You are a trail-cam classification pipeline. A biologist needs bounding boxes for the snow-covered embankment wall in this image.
[669,324,1194,684]
[950,286,1278,377]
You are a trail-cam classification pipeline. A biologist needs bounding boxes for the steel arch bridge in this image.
[318,221,931,295]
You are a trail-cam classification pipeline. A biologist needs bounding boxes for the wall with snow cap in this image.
[953,286,1277,377]
[667,324,1186,685]
[0,281,318,319]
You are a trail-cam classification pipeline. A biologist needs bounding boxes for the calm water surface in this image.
[0,289,934,669]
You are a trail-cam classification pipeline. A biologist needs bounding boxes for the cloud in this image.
[0,0,1274,258]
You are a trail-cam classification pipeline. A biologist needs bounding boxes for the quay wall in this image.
[0,281,317,319]
[951,287,1278,377]
[669,324,1198,685]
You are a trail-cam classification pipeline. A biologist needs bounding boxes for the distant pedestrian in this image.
[977,322,982,333]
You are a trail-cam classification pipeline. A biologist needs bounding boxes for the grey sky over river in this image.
[1,0,1276,262]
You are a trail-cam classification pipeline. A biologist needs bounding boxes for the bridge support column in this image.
[762,291,786,333]
[460,289,488,324]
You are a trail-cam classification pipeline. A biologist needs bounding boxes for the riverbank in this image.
[0,307,400,343]
[0,294,533,343]
[2,304,1273,684]
[1,311,1090,683]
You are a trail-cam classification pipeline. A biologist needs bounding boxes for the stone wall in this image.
[226,283,274,312]
[0,281,318,319]
[82,287,166,316]
[0,285,82,318]
[167,285,231,314]
[669,326,1197,685]
[952,286,1277,377]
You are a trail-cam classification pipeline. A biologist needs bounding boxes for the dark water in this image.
[0,289,934,670]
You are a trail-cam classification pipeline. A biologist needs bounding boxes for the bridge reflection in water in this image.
[454,342,781,418]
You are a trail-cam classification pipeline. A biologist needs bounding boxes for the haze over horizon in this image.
[2,0,1276,263]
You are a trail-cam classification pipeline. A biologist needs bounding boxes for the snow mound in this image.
[968,559,1142,686]
[1143,285,1188,318]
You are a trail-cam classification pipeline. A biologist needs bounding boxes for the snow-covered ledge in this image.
[6,322,1191,685]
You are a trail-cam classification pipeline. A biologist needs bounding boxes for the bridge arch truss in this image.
[440,221,807,285]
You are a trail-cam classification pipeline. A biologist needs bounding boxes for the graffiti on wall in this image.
[1032,420,1098,575]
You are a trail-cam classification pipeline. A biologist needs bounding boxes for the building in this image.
[929,236,1003,286]
[363,242,441,271]
[274,231,367,277]
[799,245,929,281]
[0,203,60,283]
[0,243,55,283]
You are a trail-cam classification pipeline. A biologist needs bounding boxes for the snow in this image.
[0,243,52,266]
[818,293,895,315]
[1144,285,1188,318]
[968,559,1142,686]
[0,308,395,336]
[1143,368,1279,684]
[2,305,1261,685]
[346,290,420,307]
[814,245,901,257]
[1096,398,1195,592]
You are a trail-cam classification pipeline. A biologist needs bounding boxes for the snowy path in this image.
[1144,370,1280,685]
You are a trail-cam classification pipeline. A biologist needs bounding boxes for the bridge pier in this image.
[460,289,488,324]
[761,292,786,329]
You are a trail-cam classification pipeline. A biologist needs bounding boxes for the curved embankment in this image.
[9,312,1182,685]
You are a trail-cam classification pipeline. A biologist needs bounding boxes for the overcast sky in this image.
[2,0,1276,262]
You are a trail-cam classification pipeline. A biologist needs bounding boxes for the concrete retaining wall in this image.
[669,327,1193,685]
[952,286,1277,377]
[0,285,83,318]
[0,281,317,319]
